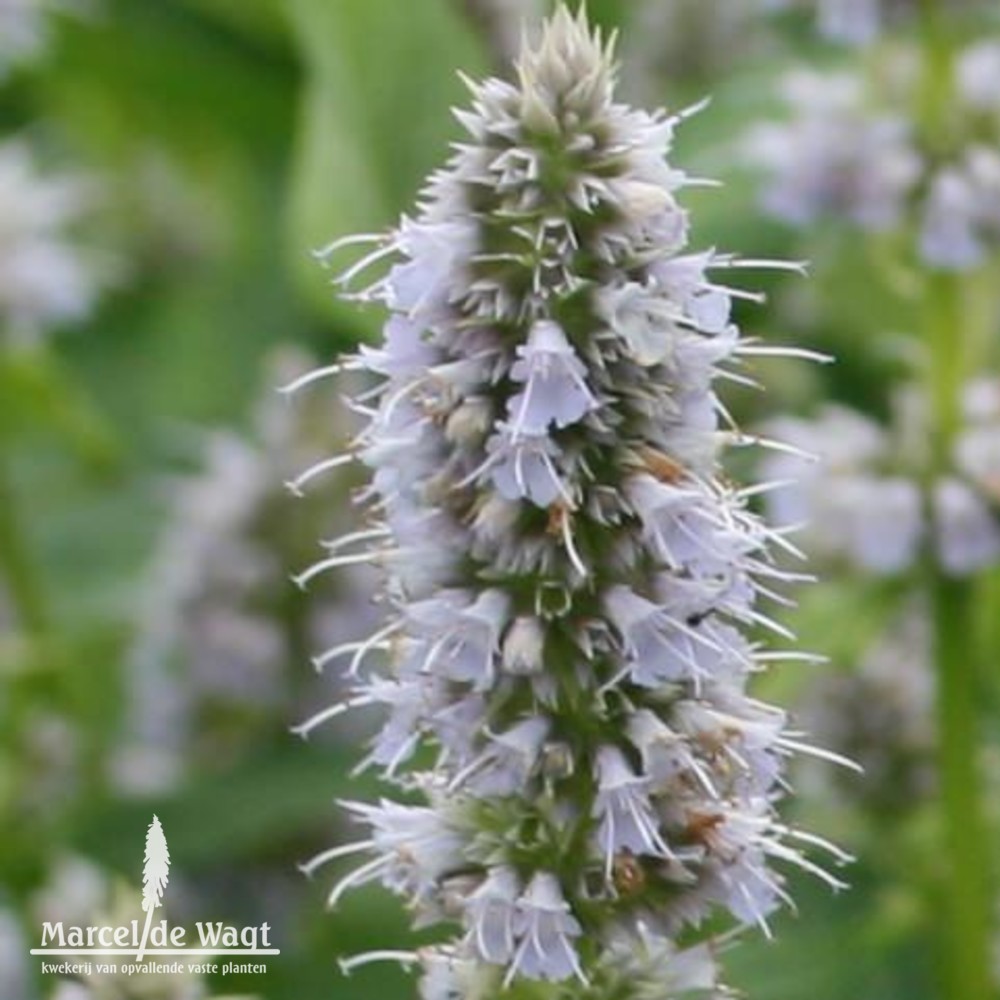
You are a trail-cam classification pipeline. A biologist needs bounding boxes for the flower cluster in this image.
[298,9,843,997]
[761,0,885,46]
[745,69,920,232]
[746,41,1000,269]
[0,0,50,77]
[761,379,1000,576]
[116,349,378,794]
[762,0,985,46]
[801,604,935,818]
[0,139,98,343]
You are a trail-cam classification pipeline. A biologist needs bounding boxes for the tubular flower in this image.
[295,8,844,997]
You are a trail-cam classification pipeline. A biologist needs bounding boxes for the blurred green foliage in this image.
[1,2,998,1000]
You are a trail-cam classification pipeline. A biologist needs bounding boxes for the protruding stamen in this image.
[297,839,376,879]
[321,527,390,553]
[292,548,399,590]
[338,950,420,976]
[291,697,372,740]
[278,361,359,395]
[285,453,356,496]
[313,231,387,261]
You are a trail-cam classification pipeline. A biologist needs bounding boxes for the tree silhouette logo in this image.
[136,814,170,960]
[29,810,279,966]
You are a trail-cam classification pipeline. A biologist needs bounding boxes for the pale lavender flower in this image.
[673,696,786,800]
[763,0,983,45]
[0,0,48,75]
[593,746,672,869]
[957,41,1000,112]
[467,717,550,795]
[596,928,720,1000]
[486,426,568,506]
[920,167,985,270]
[604,582,749,686]
[325,799,471,910]
[407,589,510,690]
[0,139,99,342]
[956,378,1000,502]
[626,710,701,790]
[839,477,924,574]
[745,70,920,231]
[751,36,1000,268]
[764,386,1000,577]
[296,8,838,995]
[598,282,684,367]
[508,873,585,984]
[415,948,485,1000]
[814,0,882,44]
[763,407,924,574]
[507,320,597,435]
[933,477,1000,576]
[464,866,520,965]
[920,147,1000,269]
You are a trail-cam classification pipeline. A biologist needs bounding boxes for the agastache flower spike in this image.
[296,7,841,997]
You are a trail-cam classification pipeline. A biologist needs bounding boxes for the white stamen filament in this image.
[285,453,356,496]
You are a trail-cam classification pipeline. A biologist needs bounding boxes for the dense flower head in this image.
[762,379,1000,576]
[747,40,1000,268]
[296,8,842,997]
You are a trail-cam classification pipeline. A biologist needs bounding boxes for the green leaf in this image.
[45,1,296,163]
[582,0,629,34]
[286,0,487,327]
[0,349,118,472]
[71,744,378,870]
[727,873,936,1000]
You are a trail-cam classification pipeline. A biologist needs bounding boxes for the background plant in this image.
[0,2,998,999]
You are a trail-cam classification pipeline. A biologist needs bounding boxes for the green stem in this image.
[0,457,47,635]
[932,575,993,1000]
[924,273,994,1000]
[917,0,956,152]
[926,273,964,466]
